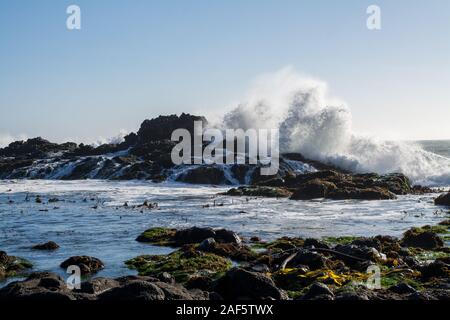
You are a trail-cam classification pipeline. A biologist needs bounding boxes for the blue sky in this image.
[0,0,449,144]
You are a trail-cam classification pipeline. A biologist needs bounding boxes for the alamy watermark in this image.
[66,5,81,30]
[171,121,279,176]
[367,4,381,30]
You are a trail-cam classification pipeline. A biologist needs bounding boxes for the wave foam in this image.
[222,67,450,186]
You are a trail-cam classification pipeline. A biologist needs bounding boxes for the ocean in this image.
[0,139,449,287]
[418,140,450,158]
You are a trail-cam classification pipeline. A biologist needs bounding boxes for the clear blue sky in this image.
[1,0,449,144]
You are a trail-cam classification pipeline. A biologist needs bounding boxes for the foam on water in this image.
[222,67,450,186]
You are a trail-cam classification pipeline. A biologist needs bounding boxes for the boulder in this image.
[60,256,104,275]
[289,250,328,270]
[174,227,217,245]
[301,282,334,300]
[435,192,450,206]
[389,283,418,294]
[214,268,288,300]
[0,272,76,301]
[401,228,444,250]
[290,179,337,200]
[98,280,166,301]
[420,261,450,279]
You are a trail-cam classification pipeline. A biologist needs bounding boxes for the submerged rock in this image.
[32,241,60,251]
[60,256,104,275]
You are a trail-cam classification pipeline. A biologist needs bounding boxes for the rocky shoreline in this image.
[1,204,449,300]
[1,114,449,300]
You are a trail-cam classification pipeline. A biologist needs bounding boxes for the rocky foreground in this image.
[1,209,450,301]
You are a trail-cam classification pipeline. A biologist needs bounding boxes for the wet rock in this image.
[351,237,382,251]
[327,187,396,200]
[334,289,369,301]
[135,113,207,143]
[32,241,60,251]
[334,244,384,263]
[389,283,418,294]
[0,251,33,280]
[79,278,120,295]
[289,250,328,270]
[401,228,444,250]
[225,186,292,198]
[303,238,331,250]
[198,240,257,262]
[435,192,450,206]
[420,261,450,279]
[215,229,242,245]
[176,166,230,185]
[0,272,76,301]
[301,282,334,300]
[98,280,166,301]
[136,226,242,247]
[157,272,176,284]
[185,276,214,291]
[290,179,337,200]
[215,268,288,300]
[60,256,104,275]
[174,227,217,245]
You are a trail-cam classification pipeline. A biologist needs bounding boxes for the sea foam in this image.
[221,67,450,186]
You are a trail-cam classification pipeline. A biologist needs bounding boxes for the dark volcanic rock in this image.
[435,192,450,206]
[224,186,292,198]
[176,166,229,185]
[0,137,76,158]
[135,113,207,143]
[389,283,418,294]
[289,179,337,200]
[60,256,104,275]
[215,268,288,300]
[98,280,165,301]
[289,249,328,270]
[301,282,334,300]
[420,261,450,279]
[0,272,76,301]
[173,227,242,246]
[32,241,60,251]
[401,228,444,250]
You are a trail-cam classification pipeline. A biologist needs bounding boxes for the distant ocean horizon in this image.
[417,140,450,158]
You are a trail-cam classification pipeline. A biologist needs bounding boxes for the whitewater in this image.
[221,67,450,187]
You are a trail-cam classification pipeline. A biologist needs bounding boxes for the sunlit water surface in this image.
[0,180,448,286]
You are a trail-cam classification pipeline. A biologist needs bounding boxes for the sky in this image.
[0,0,449,145]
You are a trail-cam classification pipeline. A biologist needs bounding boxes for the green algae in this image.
[125,248,232,282]
[135,227,177,246]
